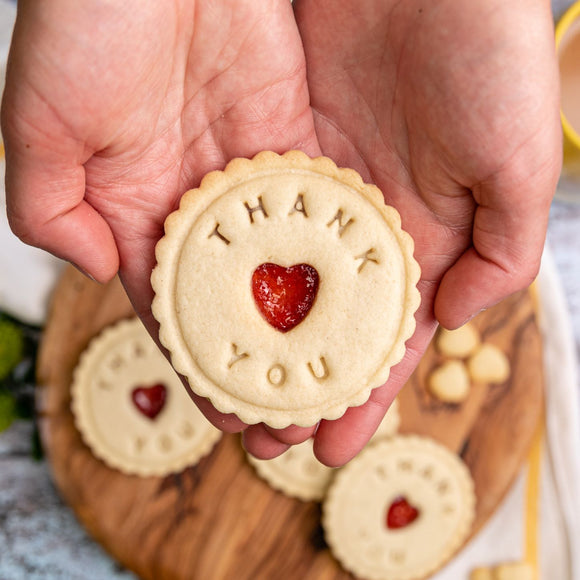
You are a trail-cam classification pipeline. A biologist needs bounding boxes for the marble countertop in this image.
[1,2,580,579]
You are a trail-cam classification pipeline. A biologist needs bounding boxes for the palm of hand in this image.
[289,0,560,463]
[3,0,560,466]
[4,0,317,318]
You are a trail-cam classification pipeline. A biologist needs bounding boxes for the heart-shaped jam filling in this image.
[131,383,167,420]
[386,496,420,529]
[252,263,319,333]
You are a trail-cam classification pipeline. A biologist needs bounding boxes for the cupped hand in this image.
[2,0,320,436]
[267,0,560,465]
[3,0,562,468]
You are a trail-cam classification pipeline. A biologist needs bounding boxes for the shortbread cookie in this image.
[470,562,533,580]
[72,318,222,476]
[152,151,420,428]
[428,360,471,404]
[436,323,481,359]
[467,343,511,384]
[248,438,332,501]
[248,399,401,501]
[323,436,475,580]
[470,569,494,580]
[494,562,534,580]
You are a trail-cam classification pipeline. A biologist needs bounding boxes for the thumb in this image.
[2,118,119,284]
[434,156,559,329]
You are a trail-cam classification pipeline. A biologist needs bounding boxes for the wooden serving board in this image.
[36,266,544,580]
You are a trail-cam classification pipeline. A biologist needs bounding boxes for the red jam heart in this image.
[386,496,420,529]
[131,383,167,420]
[252,263,319,333]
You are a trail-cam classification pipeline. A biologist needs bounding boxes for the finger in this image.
[191,392,248,434]
[263,423,317,445]
[242,423,291,460]
[2,113,119,283]
[435,153,560,329]
[313,385,397,468]
[313,280,438,467]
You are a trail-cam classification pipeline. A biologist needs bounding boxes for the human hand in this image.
[1,0,323,441]
[3,0,561,468]
[266,0,561,465]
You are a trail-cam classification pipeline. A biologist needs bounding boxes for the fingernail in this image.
[71,262,97,282]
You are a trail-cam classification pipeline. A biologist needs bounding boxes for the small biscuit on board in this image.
[152,151,421,428]
[470,569,494,580]
[467,343,511,384]
[436,323,481,359]
[323,435,475,580]
[248,438,332,502]
[494,562,534,580]
[71,318,222,477]
[428,360,471,404]
[248,398,401,501]
[470,562,534,580]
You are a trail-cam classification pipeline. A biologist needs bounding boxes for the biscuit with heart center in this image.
[71,317,222,476]
[323,436,476,580]
[152,151,420,428]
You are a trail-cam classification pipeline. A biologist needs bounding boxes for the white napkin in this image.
[433,248,580,580]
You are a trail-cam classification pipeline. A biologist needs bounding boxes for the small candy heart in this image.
[386,496,420,529]
[252,263,319,333]
[131,383,167,420]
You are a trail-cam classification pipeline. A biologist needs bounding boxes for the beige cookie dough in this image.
[248,438,333,501]
[323,435,475,580]
[436,323,481,359]
[247,400,400,501]
[71,318,222,476]
[152,151,420,428]
[470,562,534,580]
[428,360,471,404]
[467,343,511,384]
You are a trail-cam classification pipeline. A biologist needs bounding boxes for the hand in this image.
[2,0,321,440]
[2,0,318,304]
[3,0,561,468]
[264,0,560,465]
[3,0,336,458]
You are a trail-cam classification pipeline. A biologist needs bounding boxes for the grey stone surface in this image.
[0,422,135,580]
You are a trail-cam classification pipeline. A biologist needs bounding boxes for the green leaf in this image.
[0,390,17,433]
[0,318,25,381]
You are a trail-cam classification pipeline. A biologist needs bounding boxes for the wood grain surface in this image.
[35,266,544,580]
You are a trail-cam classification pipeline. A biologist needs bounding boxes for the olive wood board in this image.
[36,266,544,580]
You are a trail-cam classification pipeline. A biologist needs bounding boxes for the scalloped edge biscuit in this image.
[248,438,334,502]
[470,562,534,580]
[151,151,421,428]
[71,318,222,477]
[323,435,475,580]
[247,398,401,501]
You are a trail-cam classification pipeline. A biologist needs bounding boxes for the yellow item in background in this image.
[556,1,580,175]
